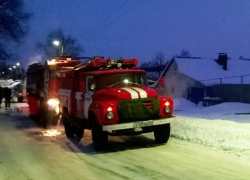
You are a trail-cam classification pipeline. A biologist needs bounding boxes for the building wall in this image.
[159,60,205,100]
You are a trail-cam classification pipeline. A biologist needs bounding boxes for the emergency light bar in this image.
[91,57,138,68]
[47,56,80,65]
[74,57,138,71]
[121,58,138,66]
[92,57,108,67]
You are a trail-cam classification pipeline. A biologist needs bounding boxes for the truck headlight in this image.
[47,98,60,114]
[106,112,114,120]
[47,98,59,107]
[164,107,171,114]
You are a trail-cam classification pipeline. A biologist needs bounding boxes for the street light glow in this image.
[16,62,20,66]
[53,40,60,46]
[53,39,64,55]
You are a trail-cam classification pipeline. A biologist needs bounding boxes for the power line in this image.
[87,0,140,40]
[104,1,140,27]
[86,0,129,39]
[96,0,129,28]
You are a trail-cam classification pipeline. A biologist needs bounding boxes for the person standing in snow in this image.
[4,87,12,109]
[0,86,3,107]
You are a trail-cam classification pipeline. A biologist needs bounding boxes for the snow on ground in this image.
[174,98,250,122]
[5,99,250,157]
[172,98,250,156]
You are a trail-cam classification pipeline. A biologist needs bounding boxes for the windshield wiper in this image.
[108,82,120,88]
[128,82,142,86]
[108,81,142,88]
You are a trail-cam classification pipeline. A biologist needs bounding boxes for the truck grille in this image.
[118,98,160,123]
[142,101,153,109]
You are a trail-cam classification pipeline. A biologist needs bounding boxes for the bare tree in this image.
[179,49,191,58]
[36,29,84,59]
[0,0,31,60]
[141,52,166,80]
[0,59,6,72]
[153,52,165,77]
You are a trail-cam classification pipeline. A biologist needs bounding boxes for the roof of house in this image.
[0,79,22,88]
[173,57,250,85]
[150,56,250,88]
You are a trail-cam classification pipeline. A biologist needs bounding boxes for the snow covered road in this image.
[1,109,250,180]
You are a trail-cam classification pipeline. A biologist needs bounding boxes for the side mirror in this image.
[90,84,95,91]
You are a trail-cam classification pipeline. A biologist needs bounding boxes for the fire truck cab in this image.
[59,57,174,150]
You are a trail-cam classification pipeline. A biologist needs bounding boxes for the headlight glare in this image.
[107,106,112,112]
[165,101,170,106]
[47,98,59,107]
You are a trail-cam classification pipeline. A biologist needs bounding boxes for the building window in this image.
[173,65,178,76]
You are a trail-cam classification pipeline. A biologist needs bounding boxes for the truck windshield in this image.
[95,73,148,90]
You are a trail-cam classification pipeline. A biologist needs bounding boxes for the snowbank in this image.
[172,98,250,155]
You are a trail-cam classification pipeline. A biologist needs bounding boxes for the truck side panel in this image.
[75,92,84,118]
[59,89,71,113]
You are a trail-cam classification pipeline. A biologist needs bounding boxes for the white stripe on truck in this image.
[121,87,139,99]
[131,87,147,98]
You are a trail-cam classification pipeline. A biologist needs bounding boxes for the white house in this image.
[152,54,250,104]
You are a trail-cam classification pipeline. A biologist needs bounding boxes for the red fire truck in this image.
[26,55,81,127]
[59,57,174,150]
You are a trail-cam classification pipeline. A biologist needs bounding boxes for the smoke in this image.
[24,54,44,69]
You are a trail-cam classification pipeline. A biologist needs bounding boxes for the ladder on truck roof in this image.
[74,56,139,72]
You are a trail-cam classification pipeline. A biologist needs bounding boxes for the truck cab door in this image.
[84,76,94,119]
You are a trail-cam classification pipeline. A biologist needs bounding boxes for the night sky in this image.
[17,0,250,68]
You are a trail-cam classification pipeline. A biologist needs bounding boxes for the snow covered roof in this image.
[0,79,22,88]
[175,57,250,85]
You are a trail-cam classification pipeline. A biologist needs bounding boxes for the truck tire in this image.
[18,97,23,102]
[92,117,108,151]
[47,111,59,126]
[38,107,48,129]
[75,128,84,139]
[38,98,48,128]
[62,110,74,138]
[154,123,171,144]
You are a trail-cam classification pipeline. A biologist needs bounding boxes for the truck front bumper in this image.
[102,116,175,131]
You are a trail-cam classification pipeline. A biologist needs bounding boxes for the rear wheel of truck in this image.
[154,123,171,144]
[38,98,48,128]
[47,111,59,126]
[39,107,48,129]
[75,128,84,139]
[62,110,74,138]
[92,117,108,151]
[17,97,23,102]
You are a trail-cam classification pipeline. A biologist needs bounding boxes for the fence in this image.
[201,74,250,85]
[200,74,250,103]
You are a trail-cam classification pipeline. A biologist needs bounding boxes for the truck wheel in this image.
[18,97,23,102]
[92,118,108,151]
[64,121,74,138]
[38,108,48,129]
[39,98,48,128]
[154,123,171,144]
[75,128,84,139]
[47,111,59,126]
[62,111,74,138]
